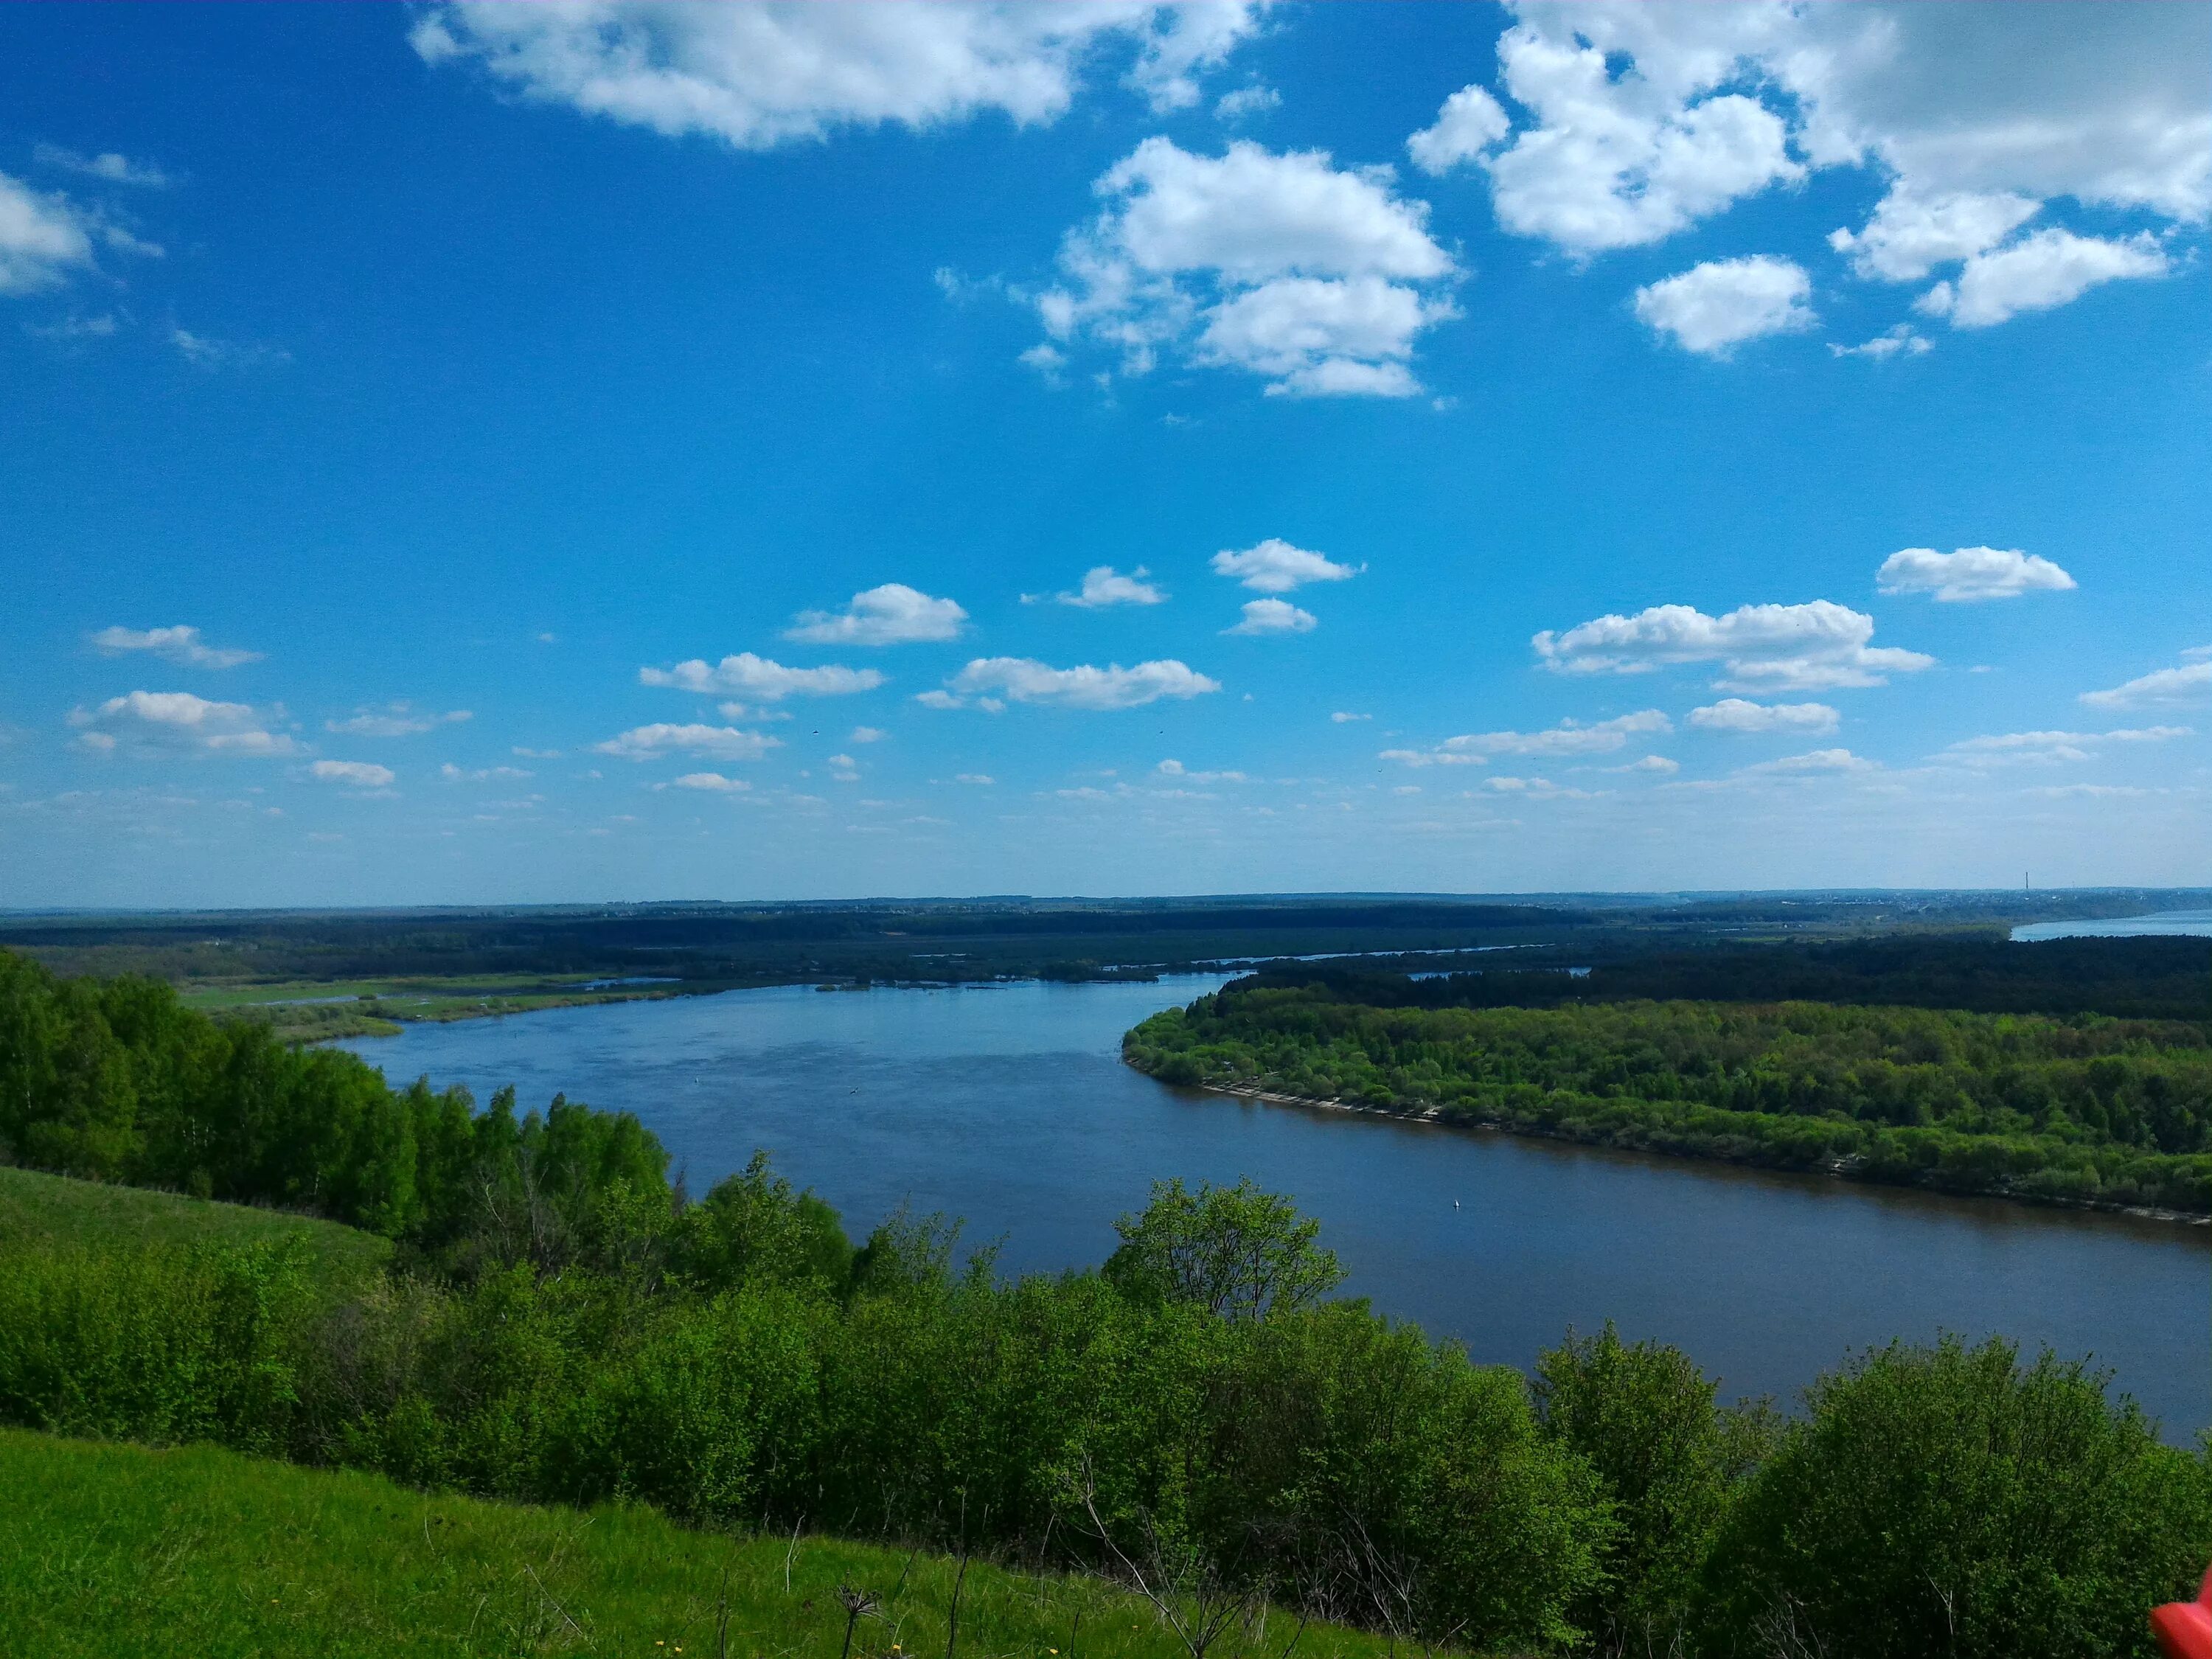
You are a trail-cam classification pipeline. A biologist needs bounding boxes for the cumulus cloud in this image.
[1211,538,1362,592]
[1408,6,2204,330]
[1036,137,1456,396]
[640,652,886,699]
[1607,754,1680,773]
[69,689,299,756]
[439,762,532,782]
[89,625,262,669]
[1876,546,2077,602]
[1829,324,1930,360]
[1385,711,1669,766]
[785,582,967,645]
[1156,758,1248,782]
[1409,16,1801,252]
[849,726,888,744]
[1330,711,1370,723]
[672,771,751,793]
[411,2,1262,147]
[1740,748,1877,776]
[170,329,290,369]
[1914,229,2170,329]
[1032,565,1167,608]
[1534,600,1933,692]
[1634,256,1813,355]
[932,656,1222,711]
[1225,598,1317,636]
[2080,660,2212,710]
[1829,189,2042,282]
[953,773,995,785]
[32,144,171,188]
[593,723,785,762]
[1935,726,2191,768]
[1688,698,1840,735]
[327,703,473,737]
[310,759,396,788]
[0,171,97,296]
[1215,83,1281,123]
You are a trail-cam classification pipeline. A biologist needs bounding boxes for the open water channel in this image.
[343,975,2211,1439]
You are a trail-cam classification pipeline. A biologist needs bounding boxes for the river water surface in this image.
[342,977,2211,1439]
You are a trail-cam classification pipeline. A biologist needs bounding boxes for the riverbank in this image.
[1158,1069,2212,1228]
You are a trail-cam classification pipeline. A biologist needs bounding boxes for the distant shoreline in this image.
[1143,1065,2212,1229]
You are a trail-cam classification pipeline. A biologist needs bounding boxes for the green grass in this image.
[177,973,702,1040]
[0,1166,391,1295]
[0,1429,1402,1659]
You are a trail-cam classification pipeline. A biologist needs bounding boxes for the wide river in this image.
[342,977,2211,1439]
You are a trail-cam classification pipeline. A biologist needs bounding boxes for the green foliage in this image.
[1699,1335,2212,1658]
[1105,1177,1345,1321]
[1127,989,2212,1212]
[1535,1324,1778,1656]
[0,1428,1413,1659]
[672,1150,857,1295]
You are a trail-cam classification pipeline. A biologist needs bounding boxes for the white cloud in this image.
[1330,711,1370,723]
[32,145,170,188]
[1741,748,1877,775]
[310,759,396,787]
[1877,546,2077,603]
[1935,726,2191,768]
[1411,7,2203,331]
[785,582,967,645]
[849,726,888,744]
[593,723,785,762]
[1535,599,1934,692]
[953,773,995,785]
[1688,698,1840,735]
[1609,754,1680,773]
[89,625,262,669]
[672,771,751,793]
[1634,256,1813,356]
[170,328,290,369]
[439,762,532,782]
[640,652,886,700]
[1156,758,1248,782]
[1829,324,1930,360]
[1482,775,1600,799]
[1211,538,1362,592]
[411,2,1261,146]
[1829,189,2041,282]
[1385,711,1670,767]
[2080,661,2212,710]
[1032,565,1167,608]
[1215,83,1281,122]
[0,171,96,296]
[1225,598,1317,636]
[327,703,473,737]
[935,656,1222,711]
[69,689,298,757]
[1038,137,1456,396]
[1406,85,1511,175]
[1915,229,2170,329]
[1412,18,1801,252]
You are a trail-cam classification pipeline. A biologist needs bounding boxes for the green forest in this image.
[1123,981,2212,1214]
[4,948,2211,1656]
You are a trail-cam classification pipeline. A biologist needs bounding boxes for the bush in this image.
[1699,1335,2212,1658]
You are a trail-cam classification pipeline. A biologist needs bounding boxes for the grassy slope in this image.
[0,1430,1398,1659]
[0,1165,392,1294]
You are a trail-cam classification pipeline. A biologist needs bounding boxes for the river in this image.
[341,976,2211,1439]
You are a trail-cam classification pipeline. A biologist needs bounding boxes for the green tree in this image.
[1105,1178,1343,1322]
[1698,1335,2212,1658]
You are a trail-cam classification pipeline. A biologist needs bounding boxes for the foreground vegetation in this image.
[1125,983,2212,1215]
[2,1428,1402,1659]
[4,947,2210,1655]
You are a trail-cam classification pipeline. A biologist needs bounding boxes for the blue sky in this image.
[3,1,2208,906]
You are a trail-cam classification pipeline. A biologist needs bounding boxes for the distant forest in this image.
[1125,936,2212,1215]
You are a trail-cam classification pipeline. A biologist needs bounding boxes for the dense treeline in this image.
[5,953,2211,1654]
[1125,987,2212,1213]
[1248,934,2212,1023]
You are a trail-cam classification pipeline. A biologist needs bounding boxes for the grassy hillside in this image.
[0,1428,1398,1659]
[0,1165,391,1295]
